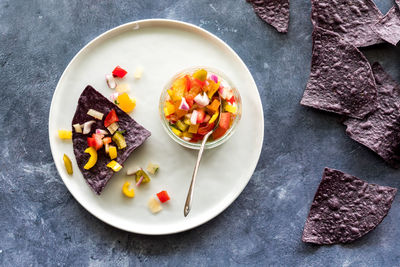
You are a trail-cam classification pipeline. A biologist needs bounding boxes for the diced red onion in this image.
[191,110,198,125]
[194,93,210,107]
[105,74,117,89]
[179,97,190,110]
[73,123,82,133]
[83,120,96,134]
[96,129,108,135]
[210,74,218,83]
[136,176,144,187]
[183,136,191,141]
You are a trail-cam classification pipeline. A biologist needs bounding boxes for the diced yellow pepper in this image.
[58,130,72,140]
[171,126,182,137]
[109,145,117,160]
[63,154,73,175]
[107,160,123,172]
[207,81,220,99]
[122,182,135,198]
[83,147,97,170]
[193,69,207,81]
[176,120,188,132]
[117,93,136,113]
[209,111,219,124]
[164,102,175,116]
[224,103,237,114]
[112,132,127,149]
[188,124,199,134]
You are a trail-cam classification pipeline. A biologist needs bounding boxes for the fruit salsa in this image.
[163,68,238,143]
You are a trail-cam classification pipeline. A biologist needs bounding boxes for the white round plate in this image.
[49,19,264,235]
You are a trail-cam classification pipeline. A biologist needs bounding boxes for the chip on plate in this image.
[344,63,400,167]
[302,168,397,244]
[72,85,151,194]
[373,4,400,46]
[311,0,383,47]
[247,0,290,33]
[300,27,377,119]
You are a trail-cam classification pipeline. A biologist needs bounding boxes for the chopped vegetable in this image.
[117,93,136,113]
[219,112,231,130]
[209,111,219,124]
[210,74,218,83]
[102,137,112,145]
[105,74,117,89]
[63,154,73,175]
[193,69,207,81]
[146,163,159,174]
[188,124,199,134]
[106,160,122,172]
[133,66,143,79]
[95,129,108,135]
[198,122,215,135]
[190,110,198,125]
[105,143,110,154]
[109,145,117,159]
[224,102,237,114]
[122,182,135,198]
[196,109,205,124]
[164,101,176,116]
[87,133,104,150]
[104,109,119,127]
[207,99,220,113]
[207,81,220,99]
[116,83,130,94]
[127,167,140,176]
[112,132,127,149]
[170,126,182,137]
[87,109,104,120]
[82,120,96,134]
[112,66,127,78]
[73,124,82,133]
[194,92,210,107]
[135,169,150,184]
[58,130,72,140]
[136,176,144,187]
[178,97,190,111]
[148,197,162,214]
[83,147,97,170]
[156,191,170,203]
[176,120,188,132]
[107,122,119,135]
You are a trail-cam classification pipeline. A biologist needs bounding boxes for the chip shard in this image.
[373,4,400,46]
[247,0,290,33]
[302,168,397,245]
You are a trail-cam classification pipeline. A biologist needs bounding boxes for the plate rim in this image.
[48,18,264,235]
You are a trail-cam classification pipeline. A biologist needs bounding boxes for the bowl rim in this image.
[159,66,242,150]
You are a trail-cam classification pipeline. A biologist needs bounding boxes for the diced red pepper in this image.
[198,122,215,135]
[156,190,170,203]
[212,126,227,140]
[185,95,194,107]
[227,96,235,105]
[196,109,205,124]
[219,112,231,130]
[185,75,192,91]
[102,137,112,145]
[112,66,128,78]
[104,109,119,127]
[87,133,103,150]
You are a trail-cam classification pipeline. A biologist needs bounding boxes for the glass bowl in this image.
[159,66,242,150]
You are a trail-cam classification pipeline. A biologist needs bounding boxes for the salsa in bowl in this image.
[159,67,241,149]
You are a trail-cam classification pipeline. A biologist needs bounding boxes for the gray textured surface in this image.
[1,0,400,266]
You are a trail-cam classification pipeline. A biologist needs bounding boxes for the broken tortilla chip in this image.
[373,4,400,46]
[247,0,290,33]
[300,27,377,119]
[302,168,397,245]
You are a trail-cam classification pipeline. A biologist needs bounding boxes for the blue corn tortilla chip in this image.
[300,27,377,119]
[311,0,384,47]
[247,0,290,33]
[373,4,400,46]
[72,85,151,195]
[344,63,400,167]
[302,168,397,245]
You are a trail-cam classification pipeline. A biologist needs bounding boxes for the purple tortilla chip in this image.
[72,85,151,195]
[344,63,400,167]
[302,168,397,245]
[373,5,400,46]
[247,0,290,33]
[311,0,384,47]
[300,27,377,119]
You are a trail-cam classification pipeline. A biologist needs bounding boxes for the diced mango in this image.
[172,77,186,101]
[167,89,174,98]
[164,101,175,116]
[193,69,207,81]
[171,126,182,137]
[207,81,220,99]
[188,124,199,134]
[207,99,220,113]
[182,131,193,139]
[58,130,72,140]
[117,93,136,113]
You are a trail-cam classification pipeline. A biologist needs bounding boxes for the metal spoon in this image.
[184,97,222,217]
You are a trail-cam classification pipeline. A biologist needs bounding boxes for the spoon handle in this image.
[183,131,212,217]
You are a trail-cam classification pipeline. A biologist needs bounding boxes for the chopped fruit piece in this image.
[185,75,192,91]
[224,103,237,114]
[116,83,130,94]
[58,130,72,140]
[207,99,221,113]
[63,154,73,175]
[104,109,119,127]
[106,160,122,172]
[133,66,143,79]
[112,132,127,149]
[212,126,227,140]
[164,101,176,116]
[188,124,199,134]
[171,77,186,101]
[112,66,128,78]
[122,182,135,198]
[176,120,188,132]
[83,147,97,170]
[107,122,119,135]
[193,69,207,81]
[109,145,117,160]
[171,126,182,137]
[207,81,220,99]
[156,190,170,203]
[87,109,104,120]
[182,131,193,139]
[148,197,162,214]
[209,111,219,124]
[146,163,159,174]
[219,112,231,130]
